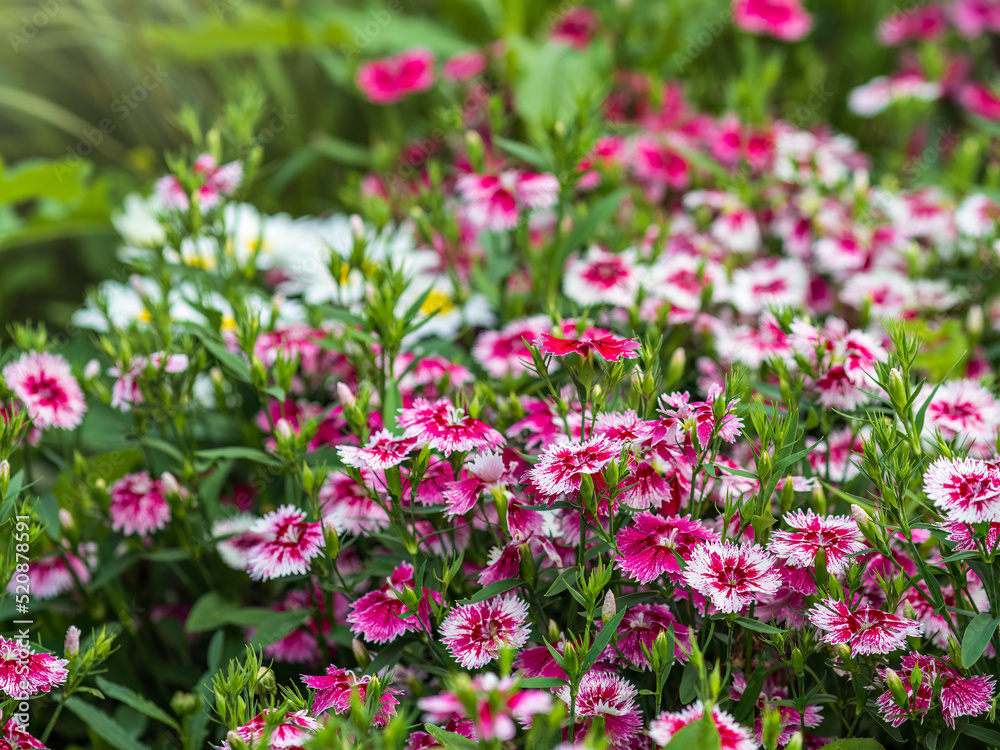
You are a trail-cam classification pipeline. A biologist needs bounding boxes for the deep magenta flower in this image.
[683,541,781,613]
[615,513,719,584]
[347,562,438,644]
[357,48,435,104]
[300,665,402,726]
[769,509,865,574]
[2,351,86,430]
[539,328,641,362]
[809,599,922,656]
[440,595,530,668]
[0,637,68,697]
[245,505,325,581]
[0,718,46,750]
[733,0,812,41]
[616,604,691,669]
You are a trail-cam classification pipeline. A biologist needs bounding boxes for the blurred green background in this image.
[0,0,933,335]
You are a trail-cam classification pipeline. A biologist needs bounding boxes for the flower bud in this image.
[602,590,616,622]
[0,459,8,496]
[666,348,686,385]
[762,705,783,750]
[790,647,804,675]
[785,731,804,750]
[274,418,294,442]
[968,304,984,339]
[64,625,81,657]
[226,730,250,750]
[170,691,199,717]
[887,367,907,411]
[352,638,371,668]
[909,663,923,692]
[885,668,909,709]
[548,620,560,643]
[255,667,276,695]
[562,641,581,681]
[301,462,316,495]
[84,359,101,380]
[349,214,366,243]
[161,471,182,498]
[336,382,356,407]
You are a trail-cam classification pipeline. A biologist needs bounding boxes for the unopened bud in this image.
[64,625,81,657]
[324,522,340,560]
[170,691,199,717]
[785,731,804,750]
[602,590,616,622]
[349,214,366,242]
[762,705,783,749]
[968,304,984,338]
[562,641,581,680]
[666,348,686,384]
[885,668,909,709]
[910,663,923,692]
[274,418,294,441]
[255,667,276,695]
[756,450,772,481]
[336,382,356,407]
[226,730,250,750]
[887,367,907,410]
[160,471,181,498]
[84,359,101,380]
[352,638,371,668]
[811,483,827,515]
[548,620,560,643]
[790,647,804,675]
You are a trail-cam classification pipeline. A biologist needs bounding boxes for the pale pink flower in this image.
[563,246,640,308]
[357,48,435,104]
[440,595,530,668]
[418,673,549,741]
[337,429,417,471]
[442,50,486,82]
[457,170,559,231]
[809,599,922,655]
[109,471,172,536]
[473,317,550,378]
[616,513,719,584]
[556,672,641,747]
[683,541,781,613]
[769,510,865,574]
[245,505,325,581]
[649,701,756,750]
[878,3,947,44]
[301,665,402,726]
[923,456,1000,523]
[0,637,68,697]
[397,398,504,455]
[922,380,1000,457]
[2,351,86,430]
[848,72,941,117]
[8,550,91,599]
[522,437,616,499]
[319,470,390,536]
[212,515,266,571]
[444,451,517,517]
[875,652,996,728]
[951,0,1000,36]
[956,193,1000,237]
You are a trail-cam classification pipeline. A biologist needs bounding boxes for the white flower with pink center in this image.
[3,351,86,430]
[556,671,642,748]
[769,510,865,574]
[682,541,781,613]
[522,437,616,498]
[924,456,1000,523]
[440,595,530,668]
[649,701,756,750]
[563,246,639,308]
[921,380,1000,457]
[457,170,559,232]
[245,505,325,581]
[728,257,808,314]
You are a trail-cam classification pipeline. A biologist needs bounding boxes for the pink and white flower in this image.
[347,562,438,644]
[563,246,640,308]
[728,257,809,314]
[219,709,319,750]
[444,451,517,517]
[556,671,642,747]
[357,48,435,104]
[921,379,1000,457]
[109,471,173,537]
[649,701,756,750]
[473,317,550,378]
[457,170,559,232]
[440,595,530,668]
[301,665,402,726]
[337,429,417,471]
[523,437,616,499]
[923,456,1000,523]
[418,673,549,741]
[0,637,68,697]
[155,153,242,211]
[682,541,781,613]
[2,351,86,431]
[0,718,46,750]
[397,398,504,455]
[809,599,922,656]
[769,509,865,574]
[616,513,719,584]
[875,652,995,728]
[245,505,325,581]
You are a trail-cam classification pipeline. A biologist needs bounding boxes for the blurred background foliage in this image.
[0,0,966,335]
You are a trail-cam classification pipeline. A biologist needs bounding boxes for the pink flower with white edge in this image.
[397,398,504,455]
[9,550,92,600]
[923,456,1000,523]
[109,471,172,537]
[0,637,68,697]
[733,0,812,41]
[769,510,865,574]
[728,257,809,315]
[456,170,559,232]
[418,673,550,741]
[473,316,550,378]
[440,595,530,668]
[337,429,417,471]
[540,328,641,362]
[646,384,743,453]
[218,709,320,750]
[2,351,86,430]
[357,48,435,104]
[522,437,616,498]
[347,562,439,644]
[875,652,996,728]
[555,671,642,747]
[301,665,402,726]
[683,541,782,613]
[922,379,1000,457]
[616,513,719,584]
[616,604,691,669]
[320,470,391,536]
[0,718,46,750]
[444,451,517,517]
[649,701,756,750]
[563,246,640,308]
[245,505,325,581]
[155,153,242,211]
[809,599,922,656]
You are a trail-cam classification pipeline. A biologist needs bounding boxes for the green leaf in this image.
[311,133,372,168]
[493,136,551,171]
[424,724,480,750]
[65,697,152,750]
[818,740,887,750]
[195,446,280,467]
[520,677,567,689]
[583,607,627,672]
[734,617,788,635]
[734,665,767,722]
[193,330,252,384]
[460,579,522,604]
[512,40,612,131]
[961,612,1000,668]
[95,677,179,730]
[965,724,1000,744]
[186,592,310,646]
